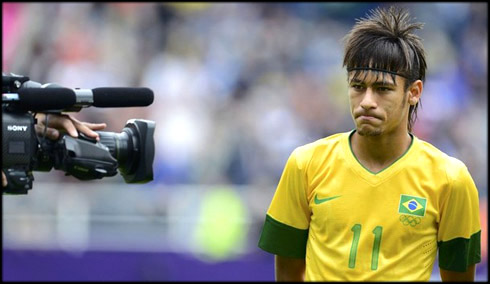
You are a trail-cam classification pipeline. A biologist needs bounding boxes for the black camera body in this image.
[2,109,37,193]
[2,73,156,194]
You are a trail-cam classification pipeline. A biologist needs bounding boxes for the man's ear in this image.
[408,80,423,106]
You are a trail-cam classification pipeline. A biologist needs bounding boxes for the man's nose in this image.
[360,88,377,110]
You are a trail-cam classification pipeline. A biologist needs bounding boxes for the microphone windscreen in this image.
[92,88,154,107]
[17,88,76,111]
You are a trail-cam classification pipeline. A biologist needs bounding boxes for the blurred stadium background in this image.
[2,2,487,281]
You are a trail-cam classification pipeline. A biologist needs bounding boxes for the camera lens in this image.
[97,119,155,183]
[98,131,133,171]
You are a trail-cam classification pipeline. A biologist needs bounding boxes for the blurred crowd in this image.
[3,2,487,193]
[2,2,487,278]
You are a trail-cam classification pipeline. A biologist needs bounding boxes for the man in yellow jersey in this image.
[258,5,481,282]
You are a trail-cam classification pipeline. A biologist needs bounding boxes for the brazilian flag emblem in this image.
[398,195,427,217]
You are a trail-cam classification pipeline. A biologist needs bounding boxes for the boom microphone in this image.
[5,87,154,111]
[92,88,154,107]
[15,88,77,111]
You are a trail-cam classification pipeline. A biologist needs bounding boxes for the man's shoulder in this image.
[415,136,468,177]
[295,132,347,155]
[289,132,348,168]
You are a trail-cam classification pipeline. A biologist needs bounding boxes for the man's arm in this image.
[440,265,475,282]
[275,255,305,281]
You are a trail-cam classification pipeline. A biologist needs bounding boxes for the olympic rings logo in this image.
[399,215,421,227]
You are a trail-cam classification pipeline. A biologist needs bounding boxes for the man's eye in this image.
[351,84,363,90]
[378,87,392,92]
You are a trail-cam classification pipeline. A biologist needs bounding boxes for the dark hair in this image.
[342,6,427,132]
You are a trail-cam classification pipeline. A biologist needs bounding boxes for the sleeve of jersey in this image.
[258,148,310,259]
[437,161,481,272]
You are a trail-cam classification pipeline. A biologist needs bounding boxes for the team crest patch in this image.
[398,194,427,217]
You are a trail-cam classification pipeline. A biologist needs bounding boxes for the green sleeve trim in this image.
[258,214,308,259]
[438,230,481,272]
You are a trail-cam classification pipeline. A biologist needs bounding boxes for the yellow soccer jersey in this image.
[258,130,481,281]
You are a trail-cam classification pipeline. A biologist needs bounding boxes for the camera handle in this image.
[53,134,119,180]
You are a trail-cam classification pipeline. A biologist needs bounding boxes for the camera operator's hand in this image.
[35,113,107,141]
[2,172,7,187]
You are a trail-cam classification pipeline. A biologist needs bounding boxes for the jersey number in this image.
[348,224,383,270]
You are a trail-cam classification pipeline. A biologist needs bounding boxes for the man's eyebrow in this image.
[349,78,396,86]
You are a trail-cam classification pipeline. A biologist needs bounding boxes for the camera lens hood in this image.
[120,119,155,183]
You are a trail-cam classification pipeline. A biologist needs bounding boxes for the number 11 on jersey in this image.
[349,224,383,270]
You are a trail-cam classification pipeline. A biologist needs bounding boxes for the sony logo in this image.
[7,125,28,132]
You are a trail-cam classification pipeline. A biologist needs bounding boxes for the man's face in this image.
[348,71,409,137]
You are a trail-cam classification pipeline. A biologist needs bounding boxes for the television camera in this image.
[2,73,156,195]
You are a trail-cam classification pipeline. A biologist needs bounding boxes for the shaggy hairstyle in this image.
[343,6,427,132]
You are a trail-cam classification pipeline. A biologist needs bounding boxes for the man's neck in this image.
[350,129,413,173]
